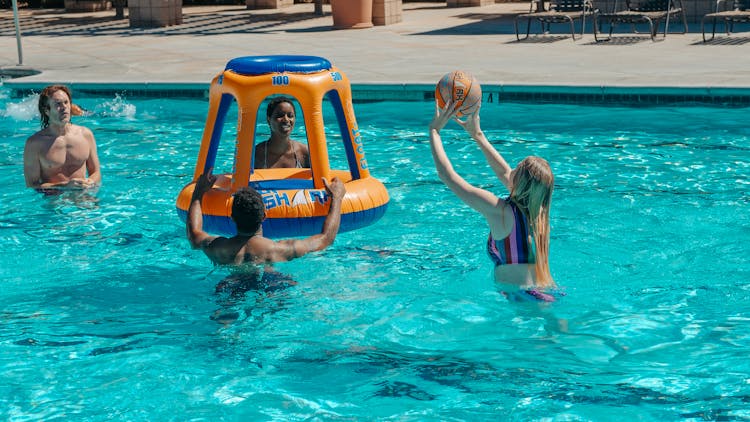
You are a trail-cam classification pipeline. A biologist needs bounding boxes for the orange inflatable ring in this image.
[175,55,389,238]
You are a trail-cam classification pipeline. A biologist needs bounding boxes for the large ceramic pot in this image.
[330,0,373,29]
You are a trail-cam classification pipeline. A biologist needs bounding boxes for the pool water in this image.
[2,87,749,420]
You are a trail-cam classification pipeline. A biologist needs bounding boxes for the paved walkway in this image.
[2,2,750,89]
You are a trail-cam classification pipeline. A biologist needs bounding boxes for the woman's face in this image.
[268,102,295,137]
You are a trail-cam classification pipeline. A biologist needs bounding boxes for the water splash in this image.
[92,94,136,119]
[1,92,136,121]
[2,93,38,121]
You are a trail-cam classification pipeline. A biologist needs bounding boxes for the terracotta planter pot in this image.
[330,0,373,29]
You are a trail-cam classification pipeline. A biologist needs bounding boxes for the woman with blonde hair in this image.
[429,101,560,302]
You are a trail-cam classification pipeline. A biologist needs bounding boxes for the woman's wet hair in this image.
[38,85,73,129]
[231,187,266,234]
[510,156,555,287]
[510,156,554,217]
[266,96,296,119]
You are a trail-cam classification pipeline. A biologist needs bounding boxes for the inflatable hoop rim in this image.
[225,55,332,76]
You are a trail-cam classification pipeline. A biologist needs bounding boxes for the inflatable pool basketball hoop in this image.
[175,55,389,238]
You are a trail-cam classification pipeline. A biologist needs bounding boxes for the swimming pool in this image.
[2,87,749,420]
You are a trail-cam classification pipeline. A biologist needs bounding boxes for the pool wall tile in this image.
[5,81,750,106]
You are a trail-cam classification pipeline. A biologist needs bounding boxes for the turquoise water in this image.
[2,87,750,420]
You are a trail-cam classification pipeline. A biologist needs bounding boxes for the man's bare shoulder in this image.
[244,236,284,262]
[70,124,95,140]
[26,128,55,150]
[246,235,277,252]
[25,128,52,145]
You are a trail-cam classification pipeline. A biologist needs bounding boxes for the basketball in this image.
[435,70,482,117]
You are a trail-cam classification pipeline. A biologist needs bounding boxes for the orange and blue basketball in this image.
[435,70,482,117]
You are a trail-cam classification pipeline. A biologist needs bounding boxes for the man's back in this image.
[187,171,346,267]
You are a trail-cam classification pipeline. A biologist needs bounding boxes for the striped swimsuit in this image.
[487,201,562,303]
[486,200,536,266]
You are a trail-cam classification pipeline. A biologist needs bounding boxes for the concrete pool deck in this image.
[2,2,750,94]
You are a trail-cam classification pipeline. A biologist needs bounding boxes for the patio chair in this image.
[701,0,750,41]
[594,0,688,41]
[515,0,597,41]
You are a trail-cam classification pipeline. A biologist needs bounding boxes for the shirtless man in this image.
[187,169,345,266]
[23,85,101,191]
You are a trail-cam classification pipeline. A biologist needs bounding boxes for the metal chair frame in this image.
[594,0,688,41]
[515,0,597,41]
[701,0,750,41]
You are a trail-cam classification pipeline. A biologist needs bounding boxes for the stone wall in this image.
[373,0,403,25]
[128,0,183,28]
[447,0,494,6]
[64,0,111,12]
[246,0,293,9]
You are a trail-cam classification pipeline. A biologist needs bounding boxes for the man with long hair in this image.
[23,85,101,191]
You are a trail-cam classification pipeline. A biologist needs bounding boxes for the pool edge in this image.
[4,81,750,106]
